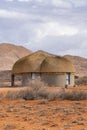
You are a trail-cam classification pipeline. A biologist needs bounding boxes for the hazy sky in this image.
[0,0,87,57]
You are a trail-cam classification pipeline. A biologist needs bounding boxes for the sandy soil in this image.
[0,86,86,130]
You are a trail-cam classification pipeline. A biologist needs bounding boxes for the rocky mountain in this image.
[64,55,87,77]
[0,43,32,71]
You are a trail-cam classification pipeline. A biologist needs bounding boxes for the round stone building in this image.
[11,50,75,87]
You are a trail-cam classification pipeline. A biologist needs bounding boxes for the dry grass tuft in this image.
[61,90,87,100]
[5,79,87,101]
[6,91,24,100]
[6,78,48,100]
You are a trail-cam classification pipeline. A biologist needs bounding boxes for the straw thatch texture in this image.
[12,50,75,75]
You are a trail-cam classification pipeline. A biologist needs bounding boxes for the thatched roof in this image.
[12,50,75,74]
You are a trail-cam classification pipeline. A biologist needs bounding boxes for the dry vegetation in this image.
[5,86,87,101]
[76,76,87,85]
[5,79,87,101]
[0,79,87,130]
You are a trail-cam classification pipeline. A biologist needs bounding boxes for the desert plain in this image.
[0,86,86,130]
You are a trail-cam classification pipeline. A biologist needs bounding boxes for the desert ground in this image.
[0,86,86,130]
[0,43,87,130]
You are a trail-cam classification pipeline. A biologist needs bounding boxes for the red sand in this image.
[0,86,86,130]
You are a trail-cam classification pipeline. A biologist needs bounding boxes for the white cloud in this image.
[6,0,31,1]
[1,0,87,58]
[32,22,78,43]
[52,0,72,8]
[18,0,30,2]
[5,0,14,1]
[0,9,27,19]
[58,48,87,58]
[36,0,43,2]
[71,0,87,7]
[17,0,43,2]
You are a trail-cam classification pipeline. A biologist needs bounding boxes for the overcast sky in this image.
[0,0,87,57]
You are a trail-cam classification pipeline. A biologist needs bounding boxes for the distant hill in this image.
[64,55,87,77]
[0,43,86,77]
[0,43,87,86]
[0,43,32,71]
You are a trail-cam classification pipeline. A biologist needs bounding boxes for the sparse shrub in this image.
[37,89,48,99]
[5,78,87,101]
[6,78,47,100]
[48,90,60,100]
[6,91,24,100]
[23,79,48,100]
[62,90,87,100]
[29,78,46,90]
[6,88,87,101]
[75,76,87,85]
[47,89,87,101]
[22,88,35,100]
[48,88,66,101]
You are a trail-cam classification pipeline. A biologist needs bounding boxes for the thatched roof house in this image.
[11,50,75,86]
